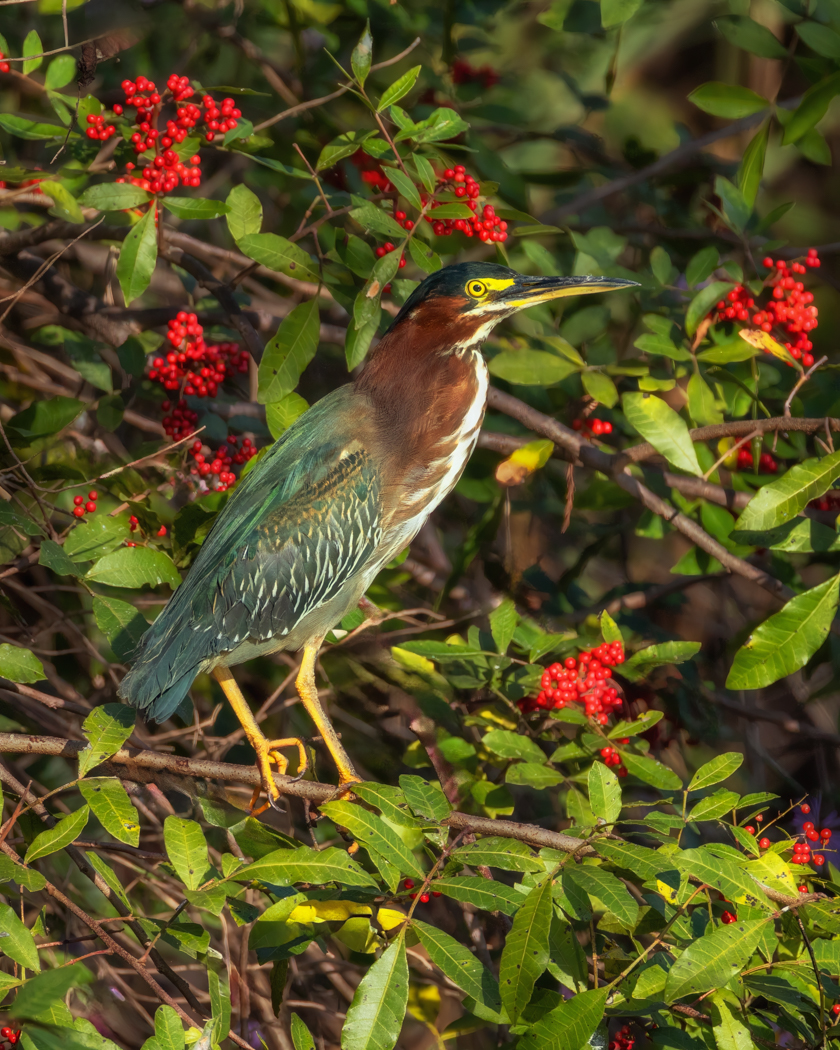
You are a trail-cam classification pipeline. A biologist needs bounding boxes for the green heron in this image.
[118,262,636,805]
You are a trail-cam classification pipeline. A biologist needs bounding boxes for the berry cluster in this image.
[85,113,117,141]
[160,400,198,442]
[518,642,625,723]
[361,169,394,193]
[599,745,628,778]
[572,417,613,437]
[734,448,777,473]
[608,1025,635,1050]
[148,315,249,399]
[374,241,406,269]
[1,1028,21,1046]
[403,878,441,903]
[429,169,508,243]
[744,804,833,869]
[187,434,257,492]
[120,152,202,195]
[451,58,500,90]
[711,251,820,367]
[72,490,99,518]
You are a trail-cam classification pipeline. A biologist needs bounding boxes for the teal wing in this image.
[118,386,382,722]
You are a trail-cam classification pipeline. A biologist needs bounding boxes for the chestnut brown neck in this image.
[354,300,488,473]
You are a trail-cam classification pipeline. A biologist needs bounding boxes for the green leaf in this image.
[0,643,45,683]
[382,166,422,211]
[351,21,373,86]
[483,729,546,764]
[726,573,840,690]
[715,175,750,232]
[450,837,543,873]
[22,30,43,74]
[66,515,130,561]
[79,778,140,846]
[664,920,765,1001]
[688,82,768,119]
[10,964,94,1019]
[7,395,84,443]
[234,846,379,889]
[425,202,474,219]
[86,850,131,909]
[0,854,46,891]
[601,0,643,28]
[621,641,701,683]
[44,55,77,90]
[320,801,424,879]
[116,204,158,305]
[737,450,840,530]
[86,547,181,589]
[316,132,374,172]
[565,865,639,926]
[349,201,406,240]
[265,392,309,439]
[39,538,80,578]
[489,349,579,386]
[226,184,262,241]
[499,878,552,1024]
[208,960,231,1047]
[731,518,840,553]
[257,299,320,404]
[413,920,503,1018]
[154,1006,185,1050]
[406,107,470,144]
[685,281,735,336]
[342,931,408,1050]
[0,115,66,140]
[407,238,441,274]
[161,196,230,220]
[783,71,840,145]
[621,392,701,476]
[92,595,149,661]
[686,372,722,426]
[797,20,840,59]
[595,840,664,881]
[79,183,152,211]
[79,703,136,776]
[697,341,758,364]
[291,1014,315,1050]
[588,762,621,824]
[489,599,518,654]
[26,806,89,863]
[237,233,319,284]
[686,246,719,288]
[674,847,770,912]
[433,877,524,916]
[518,988,608,1050]
[738,121,769,208]
[689,789,740,821]
[41,181,84,224]
[708,991,754,1050]
[715,16,786,58]
[506,763,564,789]
[581,370,619,408]
[688,753,744,792]
[0,903,40,971]
[398,775,452,821]
[164,816,210,891]
[621,752,681,790]
[377,65,422,112]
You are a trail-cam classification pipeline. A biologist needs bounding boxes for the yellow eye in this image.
[466,280,486,298]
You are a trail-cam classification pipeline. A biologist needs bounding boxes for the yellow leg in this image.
[296,644,361,787]
[212,666,308,807]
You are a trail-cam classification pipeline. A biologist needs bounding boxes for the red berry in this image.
[85,501,97,514]
[821,828,832,840]
[73,506,85,518]
[129,515,139,525]
[759,837,771,849]
[801,804,811,814]
[798,884,808,893]
[420,893,430,903]
[744,826,756,835]
[721,910,737,924]
[88,490,98,501]
[813,853,825,866]
[832,1004,840,1016]
[404,878,415,890]
[73,495,84,506]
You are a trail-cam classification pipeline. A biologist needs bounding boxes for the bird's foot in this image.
[249,736,309,816]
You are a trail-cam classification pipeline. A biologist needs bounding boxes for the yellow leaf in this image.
[656,878,679,904]
[376,907,407,931]
[408,982,441,1025]
[716,437,738,470]
[391,646,435,676]
[288,900,371,924]
[738,328,801,370]
[744,851,799,898]
[495,439,555,486]
[333,916,379,954]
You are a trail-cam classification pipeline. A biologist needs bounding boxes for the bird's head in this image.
[387,261,638,350]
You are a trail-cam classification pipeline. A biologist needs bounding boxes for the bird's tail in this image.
[117,596,210,724]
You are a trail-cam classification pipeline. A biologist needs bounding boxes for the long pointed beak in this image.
[501,274,639,309]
